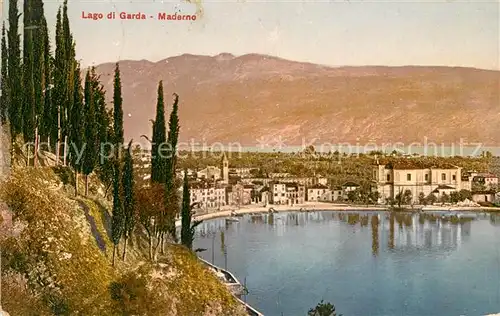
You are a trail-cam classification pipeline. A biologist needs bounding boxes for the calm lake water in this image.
[194,211,500,316]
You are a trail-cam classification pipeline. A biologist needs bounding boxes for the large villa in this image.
[372,159,482,204]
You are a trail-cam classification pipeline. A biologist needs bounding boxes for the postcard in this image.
[0,0,499,315]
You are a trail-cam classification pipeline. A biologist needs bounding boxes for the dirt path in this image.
[77,200,106,252]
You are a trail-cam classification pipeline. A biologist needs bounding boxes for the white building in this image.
[269,183,287,205]
[472,173,498,189]
[373,160,462,204]
[189,184,227,209]
[285,183,305,205]
[230,167,255,178]
[471,191,496,204]
[307,184,332,202]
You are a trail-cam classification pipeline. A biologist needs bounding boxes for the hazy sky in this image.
[5,0,500,69]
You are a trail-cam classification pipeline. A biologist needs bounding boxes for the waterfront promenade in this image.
[175,202,499,226]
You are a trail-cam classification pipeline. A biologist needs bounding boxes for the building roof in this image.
[309,184,329,189]
[375,158,459,170]
[472,190,496,195]
[342,182,360,187]
[431,185,456,193]
[474,173,498,179]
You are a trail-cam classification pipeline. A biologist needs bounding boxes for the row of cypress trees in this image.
[149,81,182,247]
[110,63,137,265]
[1,0,197,262]
[0,0,137,265]
[149,81,201,251]
[0,0,112,174]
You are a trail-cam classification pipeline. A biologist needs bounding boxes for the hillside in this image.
[94,53,500,147]
[0,152,246,315]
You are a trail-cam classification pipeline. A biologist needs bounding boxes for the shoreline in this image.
[175,202,499,226]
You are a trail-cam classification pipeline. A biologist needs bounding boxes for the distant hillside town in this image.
[133,150,500,211]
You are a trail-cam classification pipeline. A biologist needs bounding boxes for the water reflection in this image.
[194,211,498,316]
[196,211,477,255]
[371,215,379,256]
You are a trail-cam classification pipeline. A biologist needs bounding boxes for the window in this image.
[387,174,390,182]
[425,174,429,181]
[407,174,412,181]
[442,173,446,181]
[452,175,456,181]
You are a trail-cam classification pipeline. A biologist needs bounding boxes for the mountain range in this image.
[94,53,500,149]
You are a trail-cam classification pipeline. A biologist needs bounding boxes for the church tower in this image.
[221,153,229,184]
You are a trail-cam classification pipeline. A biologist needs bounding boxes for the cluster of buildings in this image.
[178,154,367,210]
[136,150,500,209]
[372,159,499,204]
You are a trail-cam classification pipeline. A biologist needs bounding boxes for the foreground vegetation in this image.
[0,163,245,315]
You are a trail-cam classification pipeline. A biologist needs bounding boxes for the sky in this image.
[2,0,500,69]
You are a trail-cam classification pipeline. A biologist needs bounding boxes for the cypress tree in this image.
[96,103,114,198]
[113,62,123,147]
[53,7,65,157]
[82,69,99,196]
[41,14,52,143]
[180,170,201,250]
[151,80,166,183]
[93,68,108,146]
[111,62,124,266]
[61,0,74,142]
[165,93,180,190]
[111,158,124,267]
[164,93,180,240]
[22,0,36,145]
[7,0,22,138]
[122,139,135,260]
[68,63,84,195]
[1,23,8,125]
[32,0,48,140]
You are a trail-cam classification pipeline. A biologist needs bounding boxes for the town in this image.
[133,149,500,212]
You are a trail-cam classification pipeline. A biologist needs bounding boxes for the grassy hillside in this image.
[0,163,245,315]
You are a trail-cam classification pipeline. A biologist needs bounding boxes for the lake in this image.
[194,211,500,316]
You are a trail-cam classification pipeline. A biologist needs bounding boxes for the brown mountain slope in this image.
[94,53,500,148]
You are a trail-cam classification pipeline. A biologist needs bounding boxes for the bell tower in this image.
[221,153,229,184]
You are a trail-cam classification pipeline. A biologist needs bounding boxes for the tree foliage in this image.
[111,158,124,266]
[81,68,101,195]
[395,189,413,207]
[151,80,167,183]
[113,62,123,146]
[1,23,8,124]
[164,93,180,240]
[7,0,22,137]
[68,63,84,172]
[134,183,169,261]
[308,300,341,316]
[181,170,202,250]
[122,140,136,260]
